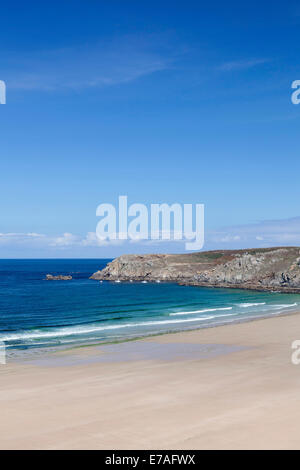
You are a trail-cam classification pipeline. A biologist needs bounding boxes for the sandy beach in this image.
[1,312,300,450]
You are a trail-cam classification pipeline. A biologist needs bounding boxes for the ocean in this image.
[1,259,300,355]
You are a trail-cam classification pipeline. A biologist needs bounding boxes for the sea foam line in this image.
[272,303,297,309]
[0,315,219,342]
[238,302,266,308]
[169,307,232,316]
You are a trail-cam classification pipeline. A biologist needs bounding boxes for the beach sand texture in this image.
[1,312,300,449]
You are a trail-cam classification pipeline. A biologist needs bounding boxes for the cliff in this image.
[90,247,300,293]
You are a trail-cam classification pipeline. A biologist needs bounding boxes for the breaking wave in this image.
[238,302,266,308]
[169,307,232,316]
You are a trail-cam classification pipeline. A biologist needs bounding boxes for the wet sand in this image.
[1,312,300,449]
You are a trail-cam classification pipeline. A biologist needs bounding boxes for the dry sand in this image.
[1,312,300,449]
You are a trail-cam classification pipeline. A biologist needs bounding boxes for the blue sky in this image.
[1,0,300,257]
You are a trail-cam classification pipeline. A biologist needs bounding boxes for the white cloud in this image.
[208,217,300,248]
[82,232,124,247]
[0,232,45,242]
[216,235,241,243]
[1,216,300,256]
[49,232,79,247]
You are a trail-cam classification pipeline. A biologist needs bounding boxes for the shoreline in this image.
[6,305,300,362]
[4,277,300,358]
[94,278,300,294]
[2,310,300,449]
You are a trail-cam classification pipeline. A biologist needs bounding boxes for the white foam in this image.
[272,303,297,309]
[0,315,216,342]
[238,302,266,308]
[4,302,296,345]
[170,307,232,316]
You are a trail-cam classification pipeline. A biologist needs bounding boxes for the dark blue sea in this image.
[0,259,299,354]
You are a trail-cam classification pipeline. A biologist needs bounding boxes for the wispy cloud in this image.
[209,216,300,248]
[0,232,46,241]
[3,35,172,91]
[0,231,130,249]
[1,216,300,256]
[217,58,270,72]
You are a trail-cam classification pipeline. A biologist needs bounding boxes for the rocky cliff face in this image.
[90,247,300,292]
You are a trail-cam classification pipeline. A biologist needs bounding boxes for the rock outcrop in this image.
[45,274,72,281]
[90,247,300,292]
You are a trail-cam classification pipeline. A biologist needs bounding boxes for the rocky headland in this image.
[90,247,300,293]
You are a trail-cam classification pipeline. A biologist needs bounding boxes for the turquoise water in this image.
[0,259,300,354]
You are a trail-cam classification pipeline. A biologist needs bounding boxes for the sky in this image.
[0,0,300,258]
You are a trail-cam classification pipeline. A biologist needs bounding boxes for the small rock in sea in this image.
[45,274,72,281]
